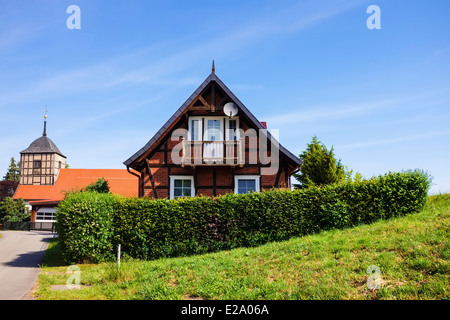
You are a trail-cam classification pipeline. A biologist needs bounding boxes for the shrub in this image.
[84,177,110,193]
[56,191,117,263]
[0,197,30,222]
[56,170,431,263]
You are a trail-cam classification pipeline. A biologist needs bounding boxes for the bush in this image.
[56,192,117,263]
[84,177,110,193]
[56,170,431,263]
[0,197,30,222]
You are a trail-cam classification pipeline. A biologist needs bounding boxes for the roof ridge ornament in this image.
[212,60,215,74]
[43,107,47,136]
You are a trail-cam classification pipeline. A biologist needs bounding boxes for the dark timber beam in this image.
[145,159,159,199]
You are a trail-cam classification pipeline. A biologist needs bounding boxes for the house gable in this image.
[124,71,301,171]
[124,68,301,199]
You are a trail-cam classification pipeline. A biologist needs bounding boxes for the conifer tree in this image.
[294,136,346,189]
[3,157,20,182]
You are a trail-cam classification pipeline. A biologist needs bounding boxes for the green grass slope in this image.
[36,194,449,300]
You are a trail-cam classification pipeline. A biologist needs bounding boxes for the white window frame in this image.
[35,208,57,222]
[225,117,240,141]
[170,175,195,199]
[203,117,224,141]
[188,116,239,142]
[234,175,260,194]
[188,117,203,141]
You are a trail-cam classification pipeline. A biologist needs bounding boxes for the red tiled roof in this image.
[14,168,138,202]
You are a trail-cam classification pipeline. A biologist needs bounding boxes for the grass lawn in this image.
[34,194,450,300]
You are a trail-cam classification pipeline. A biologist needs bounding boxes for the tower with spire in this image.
[19,110,66,186]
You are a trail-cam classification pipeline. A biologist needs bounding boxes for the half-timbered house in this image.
[124,64,302,199]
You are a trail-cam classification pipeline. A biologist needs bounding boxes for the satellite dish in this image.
[223,102,238,118]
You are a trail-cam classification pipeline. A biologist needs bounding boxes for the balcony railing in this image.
[181,139,244,166]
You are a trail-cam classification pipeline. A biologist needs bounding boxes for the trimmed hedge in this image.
[56,170,431,263]
[56,192,117,263]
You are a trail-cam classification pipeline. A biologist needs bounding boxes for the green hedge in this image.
[56,191,117,263]
[56,170,431,263]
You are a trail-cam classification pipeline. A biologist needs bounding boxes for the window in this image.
[228,119,237,141]
[225,117,239,141]
[234,175,260,194]
[170,176,195,199]
[36,211,56,222]
[188,117,238,141]
[33,160,42,174]
[190,119,201,141]
[205,119,222,141]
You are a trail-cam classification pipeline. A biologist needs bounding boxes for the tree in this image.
[0,197,30,222]
[293,136,346,189]
[0,180,19,202]
[62,177,110,199]
[84,177,110,193]
[3,157,20,182]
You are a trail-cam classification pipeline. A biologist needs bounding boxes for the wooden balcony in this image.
[181,139,244,166]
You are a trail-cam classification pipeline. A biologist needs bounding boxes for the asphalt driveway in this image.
[0,230,54,300]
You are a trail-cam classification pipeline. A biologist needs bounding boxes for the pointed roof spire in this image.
[43,107,47,136]
[212,59,215,74]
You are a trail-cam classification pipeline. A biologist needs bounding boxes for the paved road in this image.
[0,230,54,300]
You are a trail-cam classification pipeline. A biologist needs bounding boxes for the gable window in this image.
[225,117,239,141]
[170,176,195,199]
[228,119,237,141]
[205,119,222,141]
[234,175,260,194]
[190,119,201,141]
[188,117,239,141]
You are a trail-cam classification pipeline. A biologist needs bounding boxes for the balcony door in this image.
[204,118,223,163]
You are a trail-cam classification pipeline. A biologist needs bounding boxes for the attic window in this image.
[228,119,237,141]
[190,119,201,141]
[188,116,239,141]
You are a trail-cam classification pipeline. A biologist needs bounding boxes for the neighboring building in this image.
[14,168,138,222]
[19,118,66,186]
[124,65,302,199]
[13,119,138,223]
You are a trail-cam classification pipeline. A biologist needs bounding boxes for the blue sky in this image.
[0,0,449,194]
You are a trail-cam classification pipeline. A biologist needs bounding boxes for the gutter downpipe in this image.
[126,165,141,197]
